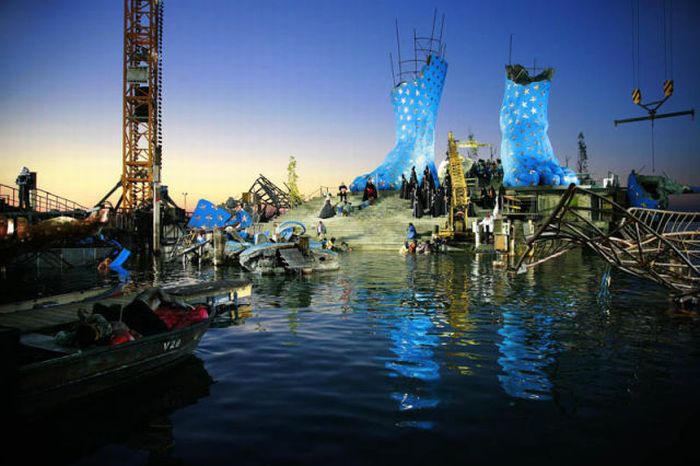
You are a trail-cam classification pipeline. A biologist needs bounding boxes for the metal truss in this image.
[122,0,163,210]
[512,184,700,302]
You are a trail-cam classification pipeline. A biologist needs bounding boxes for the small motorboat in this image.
[6,279,251,415]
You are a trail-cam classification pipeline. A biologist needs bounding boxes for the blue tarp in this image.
[187,199,232,229]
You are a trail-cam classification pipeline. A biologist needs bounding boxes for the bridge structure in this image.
[511,184,699,305]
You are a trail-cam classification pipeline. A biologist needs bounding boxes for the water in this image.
[6,251,700,465]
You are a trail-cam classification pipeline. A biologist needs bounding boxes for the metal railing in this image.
[0,183,88,213]
[304,186,332,201]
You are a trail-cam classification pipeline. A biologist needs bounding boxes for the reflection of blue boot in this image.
[350,55,447,192]
[499,65,578,187]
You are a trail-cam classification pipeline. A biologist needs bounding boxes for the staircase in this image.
[272,191,474,251]
[278,247,313,271]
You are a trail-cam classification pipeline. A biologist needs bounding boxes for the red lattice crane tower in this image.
[122,0,163,211]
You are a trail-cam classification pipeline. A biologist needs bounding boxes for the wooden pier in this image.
[0,279,252,333]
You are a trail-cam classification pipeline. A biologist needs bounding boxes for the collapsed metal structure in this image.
[248,174,293,211]
[512,184,700,304]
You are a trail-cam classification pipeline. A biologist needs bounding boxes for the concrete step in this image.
[270,191,464,250]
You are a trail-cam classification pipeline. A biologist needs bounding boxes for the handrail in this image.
[304,186,332,201]
[0,183,88,213]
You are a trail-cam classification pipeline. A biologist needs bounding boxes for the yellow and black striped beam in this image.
[632,88,642,105]
[663,80,674,97]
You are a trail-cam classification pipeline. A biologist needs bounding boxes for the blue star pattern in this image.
[350,55,447,192]
[187,199,232,229]
[499,76,578,187]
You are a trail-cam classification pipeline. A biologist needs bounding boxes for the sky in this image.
[0,0,698,208]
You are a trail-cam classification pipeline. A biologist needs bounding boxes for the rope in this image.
[636,0,641,89]
[663,0,668,80]
[669,0,674,79]
[631,0,641,90]
[631,0,636,90]
[651,119,655,173]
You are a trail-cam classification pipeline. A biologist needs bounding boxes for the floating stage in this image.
[271,185,628,254]
[271,191,466,251]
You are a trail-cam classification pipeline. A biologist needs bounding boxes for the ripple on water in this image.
[8,249,700,465]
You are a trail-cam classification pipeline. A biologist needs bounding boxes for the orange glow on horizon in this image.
[0,144,378,208]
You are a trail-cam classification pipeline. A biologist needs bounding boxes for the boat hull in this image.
[20,318,211,414]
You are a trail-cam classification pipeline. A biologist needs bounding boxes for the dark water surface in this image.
[7,251,700,465]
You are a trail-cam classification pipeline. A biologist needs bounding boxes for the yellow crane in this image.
[438,131,478,239]
[459,135,492,152]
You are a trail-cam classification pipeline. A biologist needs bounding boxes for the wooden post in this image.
[213,228,225,265]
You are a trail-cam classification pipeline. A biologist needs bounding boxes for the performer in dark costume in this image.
[430,186,445,217]
[338,182,348,203]
[318,193,336,219]
[412,188,423,218]
[423,165,435,193]
[399,174,408,199]
[362,178,378,204]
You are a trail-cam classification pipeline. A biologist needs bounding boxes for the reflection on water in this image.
[4,249,700,465]
[18,356,213,464]
[497,308,557,400]
[385,257,440,428]
[494,263,556,400]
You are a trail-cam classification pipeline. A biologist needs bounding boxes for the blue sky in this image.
[0,0,698,205]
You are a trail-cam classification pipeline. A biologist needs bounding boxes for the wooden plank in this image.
[0,285,117,314]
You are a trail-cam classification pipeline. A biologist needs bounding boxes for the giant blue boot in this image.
[499,65,578,187]
[350,55,447,192]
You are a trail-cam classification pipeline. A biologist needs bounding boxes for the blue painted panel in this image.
[187,199,231,229]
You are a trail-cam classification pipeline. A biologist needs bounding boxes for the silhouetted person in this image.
[16,167,31,211]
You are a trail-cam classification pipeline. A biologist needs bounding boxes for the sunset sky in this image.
[1,0,698,208]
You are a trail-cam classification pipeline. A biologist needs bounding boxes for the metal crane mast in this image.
[437,131,471,239]
[122,0,163,211]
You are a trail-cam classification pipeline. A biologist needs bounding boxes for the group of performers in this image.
[399,165,451,219]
